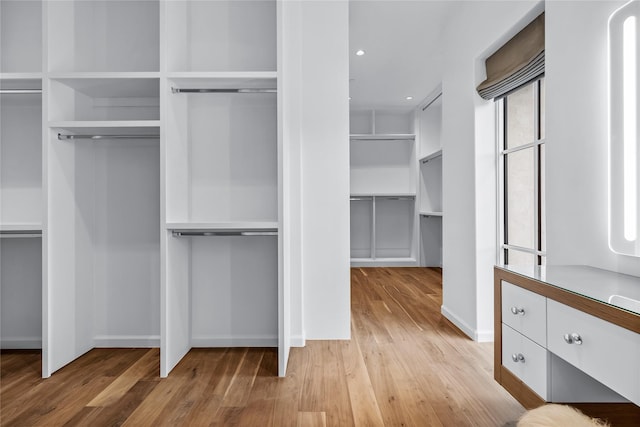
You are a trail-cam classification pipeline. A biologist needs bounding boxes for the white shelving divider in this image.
[417,88,443,268]
[349,108,419,266]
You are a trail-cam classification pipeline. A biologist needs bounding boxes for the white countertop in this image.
[498,264,640,315]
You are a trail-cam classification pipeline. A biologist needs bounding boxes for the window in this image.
[497,78,546,265]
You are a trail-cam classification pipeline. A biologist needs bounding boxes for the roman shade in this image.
[477,12,545,100]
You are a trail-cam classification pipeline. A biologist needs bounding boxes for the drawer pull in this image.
[563,333,583,345]
[511,353,525,363]
[510,306,525,315]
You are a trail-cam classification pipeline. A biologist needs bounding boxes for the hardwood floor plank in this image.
[86,348,158,407]
[297,411,327,427]
[340,330,385,427]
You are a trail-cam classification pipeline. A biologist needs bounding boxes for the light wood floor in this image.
[1,267,525,426]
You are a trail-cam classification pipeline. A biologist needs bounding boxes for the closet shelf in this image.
[0,223,42,232]
[0,72,43,80]
[420,211,443,217]
[419,149,443,164]
[169,73,277,91]
[350,134,415,141]
[0,224,42,238]
[166,222,278,233]
[350,193,416,198]
[48,72,160,80]
[50,121,161,131]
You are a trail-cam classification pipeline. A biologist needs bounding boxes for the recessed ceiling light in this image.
[348,97,352,100]
[356,50,365,56]
[406,96,413,100]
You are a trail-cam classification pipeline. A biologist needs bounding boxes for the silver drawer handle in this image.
[511,353,525,363]
[563,333,583,345]
[510,306,525,315]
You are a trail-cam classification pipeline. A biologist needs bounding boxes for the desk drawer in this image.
[502,323,549,400]
[502,281,546,346]
[547,299,640,405]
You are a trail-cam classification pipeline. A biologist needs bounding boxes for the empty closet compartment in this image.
[49,78,160,122]
[1,236,42,349]
[420,215,442,267]
[419,152,443,215]
[45,128,160,375]
[165,0,276,72]
[417,94,442,157]
[166,78,277,224]
[0,0,42,73]
[46,1,159,73]
[172,232,278,347]
[350,197,373,259]
[1,79,42,228]
[349,109,414,135]
[350,138,416,195]
[375,197,415,259]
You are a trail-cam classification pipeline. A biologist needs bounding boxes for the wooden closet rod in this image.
[172,231,278,237]
[171,88,276,94]
[57,133,160,141]
[0,89,42,94]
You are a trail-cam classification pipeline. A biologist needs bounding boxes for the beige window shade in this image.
[477,12,545,100]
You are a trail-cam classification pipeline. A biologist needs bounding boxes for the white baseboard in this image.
[475,329,494,343]
[191,336,278,348]
[93,335,160,348]
[290,334,305,347]
[1,337,42,349]
[441,305,496,342]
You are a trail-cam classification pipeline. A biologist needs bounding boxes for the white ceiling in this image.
[349,1,456,110]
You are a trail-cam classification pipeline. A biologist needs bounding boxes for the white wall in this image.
[545,0,640,277]
[297,0,351,340]
[440,1,541,341]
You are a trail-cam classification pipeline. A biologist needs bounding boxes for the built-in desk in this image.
[494,265,640,426]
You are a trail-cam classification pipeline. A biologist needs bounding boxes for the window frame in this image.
[496,78,546,266]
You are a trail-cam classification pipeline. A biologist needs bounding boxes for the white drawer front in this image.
[501,281,547,346]
[502,323,549,400]
[547,299,640,405]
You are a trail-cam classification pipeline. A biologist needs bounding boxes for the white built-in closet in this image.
[349,87,443,268]
[0,0,290,379]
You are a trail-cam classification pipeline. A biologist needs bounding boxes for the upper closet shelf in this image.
[419,149,443,164]
[48,72,160,80]
[0,223,42,238]
[50,121,160,131]
[0,73,43,80]
[420,211,443,217]
[350,193,416,198]
[350,134,415,141]
[167,222,278,236]
[169,73,277,91]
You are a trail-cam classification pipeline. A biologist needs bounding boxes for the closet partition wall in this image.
[1,0,289,378]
